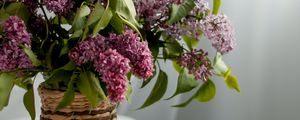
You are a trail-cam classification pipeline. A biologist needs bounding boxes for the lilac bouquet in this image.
[0,0,240,119]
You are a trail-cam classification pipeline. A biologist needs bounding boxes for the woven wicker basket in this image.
[38,85,117,120]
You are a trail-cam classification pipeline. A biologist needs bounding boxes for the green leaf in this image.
[78,5,91,18]
[14,77,33,90]
[172,61,182,73]
[123,0,137,17]
[125,83,133,103]
[23,47,41,66]
[61,61,76,71]
[23,84,35,120]
[213,53,240,92]
[110,12,124,34]
[173,79,216,107]
[212,0,222,15]
[162,48,168,61]
[71,5,90,31]
[93,7,113,35]
[78,71,105,107]
[140,65,157,88]
[5,3,30,23]
[138,70,168,109]
[213,52,229,76]
[54,75,76,111]
[167,0,196,25]
[0,8,9,21]
[224,69,240,92]
[166,68,198,100]
[127,72,132,81]
[182,35,199,50]
[70,30,83,39]
[116,13,143,40]
[45,43,56,69]
[87,2,105,26]
[172,94,194,107]
[114,0,140,28]
[53,16,69,24]
[45,70,73,88]
[0,9,9,34]
[165,39,183,56]
[87,71,107,101]
[59,39,69,57]
[0,73,16,110]
[195,79,216,102]
[146,31,160,60]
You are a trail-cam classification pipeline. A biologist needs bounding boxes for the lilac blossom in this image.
[108,30,154,80]
[4,16,31,46]
[44,0,74,15]
[162,17,202,40]
[135,0,210,40]
[0,45,33,71]
[0,16,33,71]
[193,0,210,15]
[22,0,38,13]
[199,14,236,54]
[68,35,106,65]
[177,49,213,81]
[163,0,210,40]
[134,0,172,30]
[94,49,130,102]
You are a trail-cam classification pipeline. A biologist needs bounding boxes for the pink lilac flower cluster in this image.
[135,0,210,40]
[3,16,31,46]
[177,49,213,81]
[164,0,209,39]
[199,14,235,54]
[43,0,74,15]
[69,31,154,102]
[162,17,202,40]
[134,0,172,30]
[68,35,106,65]
[22,0,38,13]
[94,49,130,102]
[108,30,154,80]
[0,16,33,71]
[193,0,210,15]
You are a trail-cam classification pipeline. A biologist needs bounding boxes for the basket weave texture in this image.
[38,85,117,120]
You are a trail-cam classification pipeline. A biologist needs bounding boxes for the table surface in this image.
[12,115,135,120]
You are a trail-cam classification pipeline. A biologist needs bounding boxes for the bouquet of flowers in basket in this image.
[0,0,240,119]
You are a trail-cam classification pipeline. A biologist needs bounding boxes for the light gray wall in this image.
[177,0,300,120]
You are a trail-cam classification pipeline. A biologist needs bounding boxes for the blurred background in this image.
[1,0,300,119]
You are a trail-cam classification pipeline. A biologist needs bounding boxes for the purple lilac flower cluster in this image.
[22,0,38,13]
[94,49,130,102]
[0,16,33,71]
[164,0,209,39]
[69,35,106,65]
[108,30,154,80]
[43,0,74,15]
[193,0,210,15]
[162,17,202,40]
[4,16,31,46]
[135,0,210,40]
[69,31,154,102]
[134,0,172,30]
[177,49,213,81]
[199,14,236,54]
